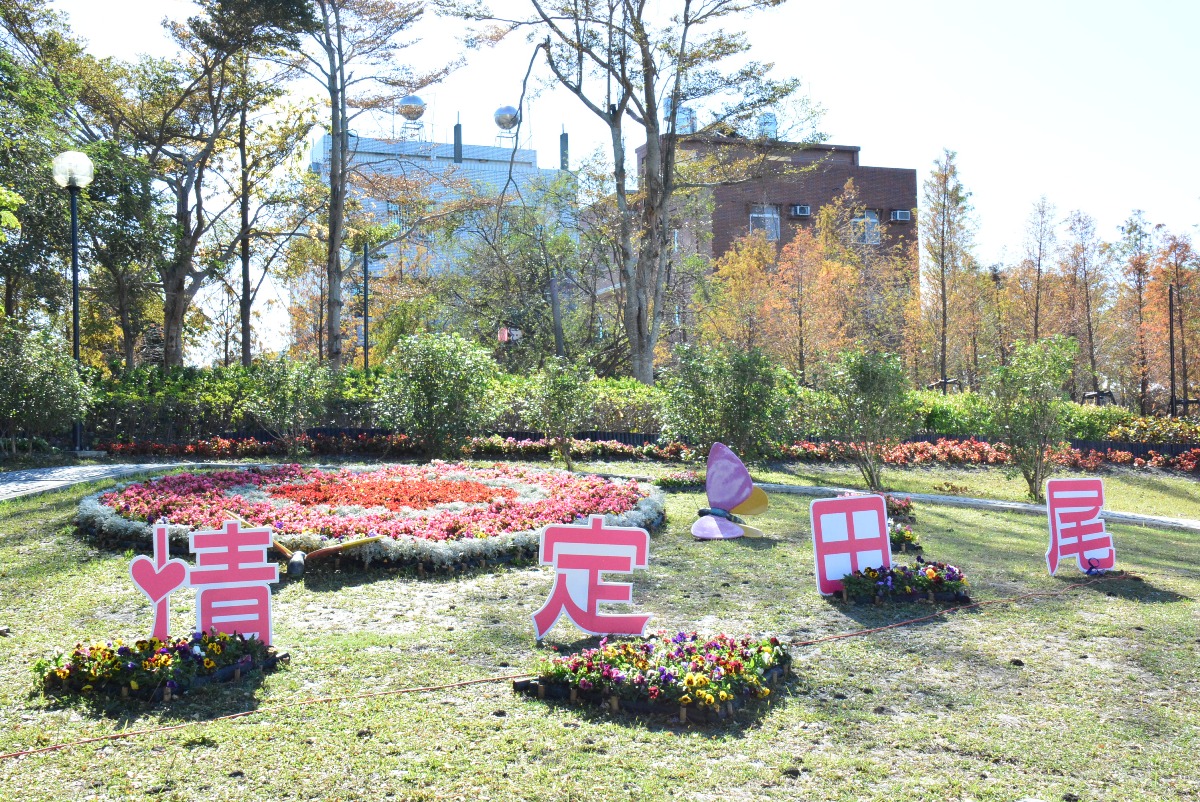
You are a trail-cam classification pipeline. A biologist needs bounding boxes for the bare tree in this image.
[1021,195,1056,342]
[292,0,453,368]
[440,0,798,383]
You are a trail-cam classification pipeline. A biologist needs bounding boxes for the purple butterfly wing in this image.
[691,515,745,540]
[705,442,754,511]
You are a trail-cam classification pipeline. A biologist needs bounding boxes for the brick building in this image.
[638,136,918,259]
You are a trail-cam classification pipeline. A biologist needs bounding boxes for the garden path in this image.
[0,463,184,502]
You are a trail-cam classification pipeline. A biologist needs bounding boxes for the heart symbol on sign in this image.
[130,555,188,603]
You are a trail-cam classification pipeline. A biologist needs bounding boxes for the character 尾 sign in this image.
[1045,478,1115,575]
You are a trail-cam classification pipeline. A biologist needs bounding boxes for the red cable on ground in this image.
[0,574,1123,762]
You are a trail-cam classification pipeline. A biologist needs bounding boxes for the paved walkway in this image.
[1,463,1196,533]
[0,463,184,502]
[756,482,1200,533]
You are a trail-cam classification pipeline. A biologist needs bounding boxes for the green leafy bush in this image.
[660,344,789,458]
[246,358,334,455]
[1107,415,1200,444]
[823,350,916,491]
[1062,403,1135,441]
[376,333,498,457]
[528,358,594,470]
[0,322,91,453]
[911,390,994,437]
[588,378,664,433]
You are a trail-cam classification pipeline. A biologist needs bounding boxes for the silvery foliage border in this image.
[75,465,666,567]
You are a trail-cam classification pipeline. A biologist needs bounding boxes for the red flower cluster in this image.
[269,475,517,511]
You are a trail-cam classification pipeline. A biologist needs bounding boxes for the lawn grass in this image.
[0,469,1197,801]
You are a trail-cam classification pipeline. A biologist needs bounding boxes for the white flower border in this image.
[75,465,666,568]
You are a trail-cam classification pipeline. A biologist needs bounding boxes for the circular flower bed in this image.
[77,463,665,568]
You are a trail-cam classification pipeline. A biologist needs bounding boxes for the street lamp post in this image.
[52,150,94,452]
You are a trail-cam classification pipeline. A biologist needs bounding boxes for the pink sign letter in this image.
[532,515,651,640]
[810,495,892,595]
[1046,478,1115,575]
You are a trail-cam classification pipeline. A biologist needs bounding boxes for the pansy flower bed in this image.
[77,463,665,569]
[518,632,790,722]
[840,559,969,603]
[34,630,281,702]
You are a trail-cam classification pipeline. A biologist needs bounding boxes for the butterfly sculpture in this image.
[691,442,769,540]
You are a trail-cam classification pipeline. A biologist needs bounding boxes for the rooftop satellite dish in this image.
[398,95,426,121]
[495,105,519,130]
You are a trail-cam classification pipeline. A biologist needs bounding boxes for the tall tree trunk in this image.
[239,102,253,367]
[163,271,190,368]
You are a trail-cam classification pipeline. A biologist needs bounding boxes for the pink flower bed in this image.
[97,463,651,543]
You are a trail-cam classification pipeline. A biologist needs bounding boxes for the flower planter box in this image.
[513,663,789,724]
[130,651,289,704]
[839,590,970,605]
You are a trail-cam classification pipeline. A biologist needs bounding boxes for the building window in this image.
[749,204,781,241]
[853,209,881,245]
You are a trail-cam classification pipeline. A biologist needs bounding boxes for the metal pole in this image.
[70,184,82,452]
[362,242,369,372]
[1168,283,1177,418]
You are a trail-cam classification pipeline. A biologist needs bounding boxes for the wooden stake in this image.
[234,668,241,682]
[162,687,172,703]
[537,683,545,699]
[569,687,578,702]
[121,686,129,698]
[609,696,619,713]
[679,706,687,724]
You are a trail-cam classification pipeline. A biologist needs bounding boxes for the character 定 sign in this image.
[532,515,651,640]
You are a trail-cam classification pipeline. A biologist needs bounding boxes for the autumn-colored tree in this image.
[814,179,914,357]
[1155,232,1198,414]
[919,149,974,393]
[767,227,830,383]
[698,231,775,352]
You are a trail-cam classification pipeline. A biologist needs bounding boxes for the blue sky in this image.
[55,0,1199,265]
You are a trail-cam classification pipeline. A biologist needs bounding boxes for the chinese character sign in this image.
[1046,478,1115,575]
[532,515,651,640]
[810,495,891,595]
[129,520,280,645]
[129,524,189,641]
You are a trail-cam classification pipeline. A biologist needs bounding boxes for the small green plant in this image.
[528,357,594,471]
[376,333,497,457]
[824,350,916,491]
[985,336,1077,501]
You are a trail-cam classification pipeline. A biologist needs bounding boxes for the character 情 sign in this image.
[130,520,279,644]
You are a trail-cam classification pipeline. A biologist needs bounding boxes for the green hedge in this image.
[83,359,1191,448]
